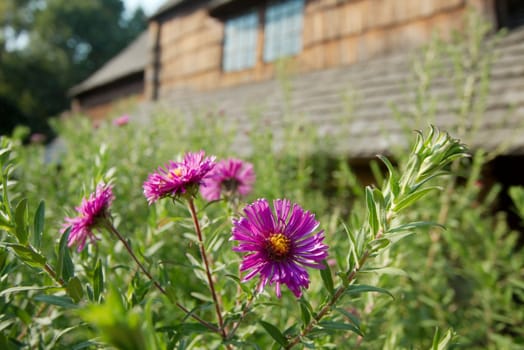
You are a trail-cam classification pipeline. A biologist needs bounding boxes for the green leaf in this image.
[0,285,55,297]
[33,200,45,248]
[190,292,213,302]
[299,298,312,327]
[360,266,408,277]
[0,332,8,350]
[318,321,363,336]
[259,320,288,347]
[366,187,379,236]
[6,243,46,268]
[224,273,251,293]
[393,186,441,212]
[33,294,78,309]
[319,261,334,295]
[93,259,104,302]
[388,221,445,234]
[345,284,394,299]
[334,308,361,329]
[178,323,215,334]
[431,328,456,350]
[1,174,11,219]
[164,284,178,304]
[66,276,84,303]
[377,154,400,197]
[14,198,29,244]
[57,228,74,281]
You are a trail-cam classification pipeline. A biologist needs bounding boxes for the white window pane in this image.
[223,10,258,71]
[263,0,304,62]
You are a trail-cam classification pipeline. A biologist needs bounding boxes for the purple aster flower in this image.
[200,158,255,201]
[232,199,329,298]
[62,183,114,252]
[143,151,216,204]
[113,114,130,127]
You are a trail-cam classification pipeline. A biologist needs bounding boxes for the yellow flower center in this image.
[267,233,291,258]
[171,168,183,178]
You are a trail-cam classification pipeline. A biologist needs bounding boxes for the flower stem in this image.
[103,220,219,333]
[187,198,228,340]
[227,287,259,341]
[44,262,65,287]
[285,229,383,349]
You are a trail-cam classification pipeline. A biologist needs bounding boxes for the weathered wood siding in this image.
[72,73,145,121]
[150,0,494,97]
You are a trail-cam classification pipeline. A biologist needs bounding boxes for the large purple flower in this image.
[143,151,216,204]
[62,183,114,252]
[232,199,329,298]
[200,158,255,201]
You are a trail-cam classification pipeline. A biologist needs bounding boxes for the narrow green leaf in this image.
[14,198,29,244]
[431,328,455,350]
[431,327,442,349]
[0,223,15,235]
[377,154,400,197]
[299,298,312,327]
[58,228,74,281]
[360,266,408,277]
[318,321,363,336]
[259,320,288,347]
[388,221,445,234]
[66,276,84,303]
[0,248,8,271]
[393,186,441,212]
[345,284,394,299]
[224,273,250,293]
[334,308,361,329]
[6,243,46,268]
[341,221,359,273]
[93,259,104,302]
[33,294,78,309]
[366,187,379,236]
[190,292,213,302]
[319,261,334,295]
[369,159,384,187]
[177,322,215,334]
[164,285,178,304]
[33,200,45,249]
[1,174,11,218]
[384,230,416,245]
[0,285,54,297]
[0,331,8,349]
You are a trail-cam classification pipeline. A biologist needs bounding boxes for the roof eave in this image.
[68,67,145,97]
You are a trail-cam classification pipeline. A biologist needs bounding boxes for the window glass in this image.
[223,10,258,72]
[264,0,304,62]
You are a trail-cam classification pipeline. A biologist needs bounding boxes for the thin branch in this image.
[187,198,228,340]
[103,221,219,333]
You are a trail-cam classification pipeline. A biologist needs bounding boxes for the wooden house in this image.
[68,0,524,158]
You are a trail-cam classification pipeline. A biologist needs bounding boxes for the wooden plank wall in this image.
[151,0,494,97]
[74,75,145,121]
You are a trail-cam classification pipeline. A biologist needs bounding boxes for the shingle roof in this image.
[150,0,192,19]
[140,27,524,158]
[69,32,148,96]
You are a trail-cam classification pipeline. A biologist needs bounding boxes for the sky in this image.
[123,0,166,16]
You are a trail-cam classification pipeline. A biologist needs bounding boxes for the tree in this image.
[0,0,147,137]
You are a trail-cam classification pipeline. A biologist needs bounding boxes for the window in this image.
[264,0,304,62]
[223,10,259,72]
[496,0,524,29]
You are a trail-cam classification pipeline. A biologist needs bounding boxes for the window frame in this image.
[263,0,305,62]
[222,9,260,72]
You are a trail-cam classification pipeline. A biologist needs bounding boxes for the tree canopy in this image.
[0,0,147,138]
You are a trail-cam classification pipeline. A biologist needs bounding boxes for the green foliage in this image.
[0,0,147,136]
[0,9,521,350]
